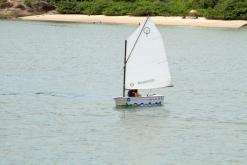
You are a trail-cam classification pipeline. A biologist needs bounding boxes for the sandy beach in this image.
[19,14,247,28]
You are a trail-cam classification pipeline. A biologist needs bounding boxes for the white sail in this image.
[125,17,172,90]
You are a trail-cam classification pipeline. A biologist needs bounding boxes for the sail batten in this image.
[125,17,172,90]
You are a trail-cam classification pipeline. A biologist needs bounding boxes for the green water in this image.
[0,20,247,164]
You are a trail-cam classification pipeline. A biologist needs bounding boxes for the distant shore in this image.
[19,14,247,28]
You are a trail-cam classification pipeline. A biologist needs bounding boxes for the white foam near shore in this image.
[19,14,247,28]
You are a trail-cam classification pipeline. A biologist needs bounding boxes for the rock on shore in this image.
[0,0,55,18]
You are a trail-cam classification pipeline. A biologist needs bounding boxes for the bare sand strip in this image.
[19,14,247,28]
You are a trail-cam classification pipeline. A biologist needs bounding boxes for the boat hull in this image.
[114,95,164,106]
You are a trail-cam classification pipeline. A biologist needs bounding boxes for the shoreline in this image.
[19,14,247,28]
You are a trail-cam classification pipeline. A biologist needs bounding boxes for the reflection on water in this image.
[0,20,247,164]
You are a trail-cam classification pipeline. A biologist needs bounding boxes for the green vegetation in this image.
[39,0,247,20]
[0,0,7,8]
[23,0,33,8]
[0,0,7,4]
[206,0,247,20]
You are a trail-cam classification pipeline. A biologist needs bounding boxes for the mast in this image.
[123,40,127,97]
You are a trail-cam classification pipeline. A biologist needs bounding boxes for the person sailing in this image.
[127,89,141,97]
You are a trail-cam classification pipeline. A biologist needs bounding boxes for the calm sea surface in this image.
[0,20,247,165]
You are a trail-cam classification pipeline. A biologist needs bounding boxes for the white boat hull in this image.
[114,95,164,106]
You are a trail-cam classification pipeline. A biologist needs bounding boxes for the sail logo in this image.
[143,27,150,37]
[138,79,155,84]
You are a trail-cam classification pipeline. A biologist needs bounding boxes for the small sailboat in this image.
[114,17,172,106]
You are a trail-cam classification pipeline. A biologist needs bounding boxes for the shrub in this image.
[0,0,7,4]
[166,0,188,16]
[206,0,247,20]
[82,0,111,15]
[103,2,130,16]
[23,0,33,8]
[130,0,161,16]
[57,1,77,14]
[199,0,220,9]
[52,0,247,20]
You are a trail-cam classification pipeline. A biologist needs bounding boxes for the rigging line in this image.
[147,89,152,96]
[125,17,150,64]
